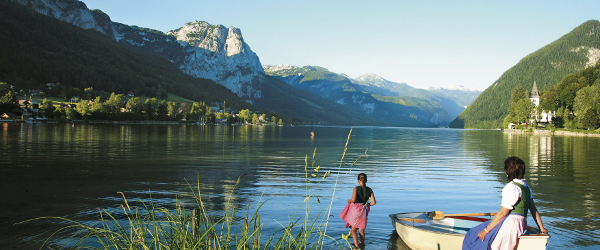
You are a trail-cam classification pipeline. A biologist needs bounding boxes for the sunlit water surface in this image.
[1,123,598,249]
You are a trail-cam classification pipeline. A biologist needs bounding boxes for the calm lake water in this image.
[1,123,599,249]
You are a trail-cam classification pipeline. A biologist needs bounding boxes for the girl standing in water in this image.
[339,173,376,249]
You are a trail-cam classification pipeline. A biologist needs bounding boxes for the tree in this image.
[0,91,19,112]
[91,96,106,114]
[238,109,250,123]
[0,82,9,95]
[216,113,227,119]
[271,116,277,124]
[574,85,600,118]
[39,98,55,118]
[54,106,66,119]
[278,119,283,125]
[157,100,168,119]
[167,101,177,119]
[510,86,528,103]
[106,93,124,114]
[539,86,560,113]
[144,98,158,119]
[580,108,599,130]
[514,98,535,124]
[76,99,91,118]
[204,107,214,123]
[127,97,143,115]
[83,87,94,100]
[506,86,533,124]
[188,102,203,120]
[252,113,259,124]
[65,107,77,120]
[509,86,528,115]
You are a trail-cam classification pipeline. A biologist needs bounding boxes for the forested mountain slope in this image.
[450,20,600,129]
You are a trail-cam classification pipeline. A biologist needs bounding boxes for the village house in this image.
[26,100,39,109]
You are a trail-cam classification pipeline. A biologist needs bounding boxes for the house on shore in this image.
[530,81,554,123]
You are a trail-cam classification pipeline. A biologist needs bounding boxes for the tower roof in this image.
[531,81,540,98]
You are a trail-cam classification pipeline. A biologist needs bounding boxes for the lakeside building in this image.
[530,81,554,123]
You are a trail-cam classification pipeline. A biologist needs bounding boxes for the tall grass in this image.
[20,129,364,249]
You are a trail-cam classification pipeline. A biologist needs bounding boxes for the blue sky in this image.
[81,0,599,91]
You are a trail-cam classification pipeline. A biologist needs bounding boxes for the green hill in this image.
[450,20,600,129]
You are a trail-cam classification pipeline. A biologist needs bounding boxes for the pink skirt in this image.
[339,203,370,229]
[490,213,527,250]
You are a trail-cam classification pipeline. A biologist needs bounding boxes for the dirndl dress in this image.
[339,202,370,229]
[462,216,507,250]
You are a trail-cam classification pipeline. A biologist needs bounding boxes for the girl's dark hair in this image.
[358,173,367,183]
[504,156,526,181]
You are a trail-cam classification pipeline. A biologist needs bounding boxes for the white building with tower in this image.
[530,81,554,123]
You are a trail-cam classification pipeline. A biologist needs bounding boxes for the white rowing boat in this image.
[389,212,549,250]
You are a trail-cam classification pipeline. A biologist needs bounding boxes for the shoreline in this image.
[503,128,600,137]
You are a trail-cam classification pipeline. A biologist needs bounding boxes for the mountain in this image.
[9,0,378,125]
[450,20,600,129]
[352,73,481,114]
[264,65,479,127]
[0,0,251,109]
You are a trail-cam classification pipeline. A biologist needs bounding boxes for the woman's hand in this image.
[477,229,488,241]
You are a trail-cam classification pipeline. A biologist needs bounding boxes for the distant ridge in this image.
[450,20,600,129]
[264,65,480,126]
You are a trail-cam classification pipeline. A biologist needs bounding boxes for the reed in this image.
[20,129,363,250]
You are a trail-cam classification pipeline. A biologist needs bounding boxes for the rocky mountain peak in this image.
[356,73,385,83]
[167,21,247,57]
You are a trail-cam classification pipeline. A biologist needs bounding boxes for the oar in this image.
[429,211,497,220]
[397,218,426,223]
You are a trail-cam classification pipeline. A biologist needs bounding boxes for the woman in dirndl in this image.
[339,173,376,249]
[462,156,548,250]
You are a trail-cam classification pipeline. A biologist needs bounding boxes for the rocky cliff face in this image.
[14,0,265,104]
[166,21,265,103]
[14,0,109,33]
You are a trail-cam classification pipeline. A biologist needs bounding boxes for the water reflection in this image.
[1,125,599,249]
[504,132,600,247]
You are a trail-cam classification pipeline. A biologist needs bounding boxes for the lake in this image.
[1,123,598,249]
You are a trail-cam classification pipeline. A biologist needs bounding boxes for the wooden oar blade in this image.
[397,218,426,223]
[428,211,445,220]
[429,211,497,220]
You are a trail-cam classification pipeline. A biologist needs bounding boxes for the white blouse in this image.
[500,179,534,210]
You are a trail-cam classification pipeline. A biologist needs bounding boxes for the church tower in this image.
[530,81,540,106]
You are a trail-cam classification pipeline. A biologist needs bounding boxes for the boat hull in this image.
[390,212,549,250]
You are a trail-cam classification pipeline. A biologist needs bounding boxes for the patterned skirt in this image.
[339,202,370,229]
